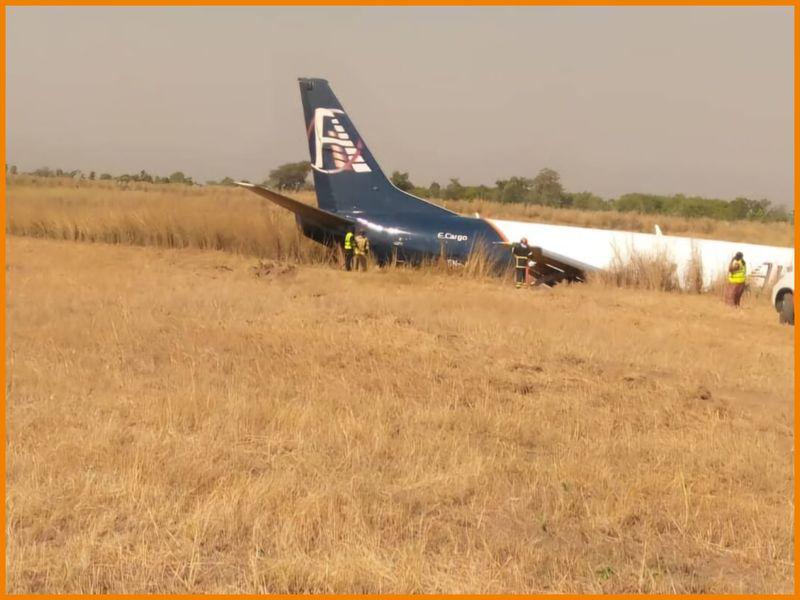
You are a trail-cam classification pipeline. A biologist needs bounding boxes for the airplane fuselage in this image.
[299,209,793,289]
[325,211,506,266]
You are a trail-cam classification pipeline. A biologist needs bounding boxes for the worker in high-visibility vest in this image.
[511,238,532,288]
[725,251,747,306]
[353,229,370,272]
[343,228,355,271]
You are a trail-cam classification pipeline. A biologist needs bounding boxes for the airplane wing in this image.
[529,246,593,283]
[494,242,593,282]
[234,182,354,230]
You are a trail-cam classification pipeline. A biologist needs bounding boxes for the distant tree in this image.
[169,171,189,184]
[89,171,96,180]
[565,191,608,211]
[428,181,441,198]
[9,165,18,175]
[529,168,564,206]
[411,186,431,198]
[99,173,112,180]
[443,178,465,200]
[764,204,789,222]
[205,176,237,187]
[462,184,492,200]
[498,176,531,203]
[138,170,153,183]
[615,193,663,214]
[743,198,771,220]
[727,197,751,221]
[390,171,414,192]
[266,161,311,191]
[32,167,54,177]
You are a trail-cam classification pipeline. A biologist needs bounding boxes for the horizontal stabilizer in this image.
[234,182,354,230]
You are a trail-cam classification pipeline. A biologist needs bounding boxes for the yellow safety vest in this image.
[344,232,354,250]
[728,259,746,284]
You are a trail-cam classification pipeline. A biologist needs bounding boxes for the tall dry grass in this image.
[592,247,681,293]
[6,236,793,593]
[7,177,793,252]
[6,177,326,262]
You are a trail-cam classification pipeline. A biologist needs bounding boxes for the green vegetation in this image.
[264,161,312,191]
[15,166,192,185]
[419,167,791,224]
[390,171,414,192]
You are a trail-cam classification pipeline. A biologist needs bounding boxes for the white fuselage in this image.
[488,218,794,289]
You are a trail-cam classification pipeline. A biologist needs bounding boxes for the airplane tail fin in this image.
[298,78,453,217]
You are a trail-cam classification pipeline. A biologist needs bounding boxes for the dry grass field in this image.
[5,177,796,592]
[6,229,794,593]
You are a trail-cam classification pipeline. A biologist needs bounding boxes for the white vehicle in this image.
[771,271,794,325]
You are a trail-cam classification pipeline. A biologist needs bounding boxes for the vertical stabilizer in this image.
[298,78,453,218]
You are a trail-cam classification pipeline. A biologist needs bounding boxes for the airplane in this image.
[236,78,794,288]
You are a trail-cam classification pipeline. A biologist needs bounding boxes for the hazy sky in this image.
[6,6,794,205]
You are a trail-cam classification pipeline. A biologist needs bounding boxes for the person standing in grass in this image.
[511,237,532,288]
[725,251,747,306]
[343,227,355,271]
[354,229,370,272]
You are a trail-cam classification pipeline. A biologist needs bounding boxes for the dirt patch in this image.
[250,259,297,280]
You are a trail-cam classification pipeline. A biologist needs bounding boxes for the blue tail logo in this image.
[308,107,372,175]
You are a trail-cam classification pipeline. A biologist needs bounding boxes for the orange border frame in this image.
[1,1,5,596]
[0,2,797,598]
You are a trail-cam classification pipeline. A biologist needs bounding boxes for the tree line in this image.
[7,161,791,223]
[388,168,791,223]
[7,165,199,186]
